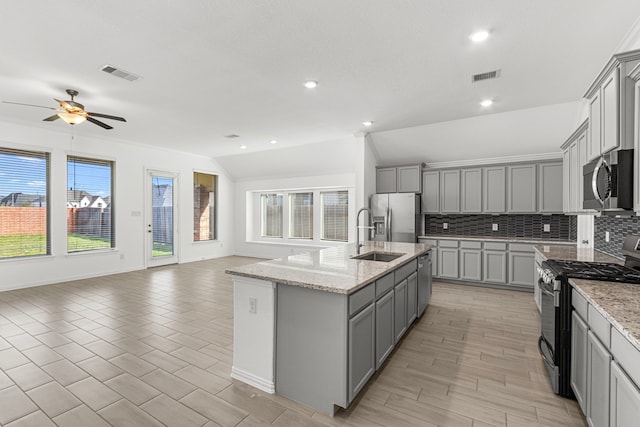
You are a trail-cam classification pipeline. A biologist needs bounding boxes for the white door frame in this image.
[145,168,179,268]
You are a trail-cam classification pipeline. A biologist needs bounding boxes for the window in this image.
[289,192,313,239]
[321,191,349,242]
[67,156,114,252]
[0,148,49,259]
[193,172,217,241]
[261,193,283,238]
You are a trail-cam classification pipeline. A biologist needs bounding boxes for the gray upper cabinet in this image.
[561,120,592,215]
[584,50,640,161]
[483,166,506,213]
[507,164,537,213]
[422,171,440,213]
[461,168,482,213]
[440,170,460,213]
[376,167,397,193]
[538,162,563,213]
[397,165,422,193]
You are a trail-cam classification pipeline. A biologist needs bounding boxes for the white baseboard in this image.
[231,366,275,394]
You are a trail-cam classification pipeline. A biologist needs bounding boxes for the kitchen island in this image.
[225,241,430,415]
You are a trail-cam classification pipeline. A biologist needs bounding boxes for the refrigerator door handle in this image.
[387,208,392,241]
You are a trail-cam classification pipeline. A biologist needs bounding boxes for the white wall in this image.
[0,120,234,291]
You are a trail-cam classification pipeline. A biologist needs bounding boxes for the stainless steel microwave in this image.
[583,149,634,211]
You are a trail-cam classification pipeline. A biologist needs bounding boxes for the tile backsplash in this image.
[594,215,640,259]
[424,214,576,241]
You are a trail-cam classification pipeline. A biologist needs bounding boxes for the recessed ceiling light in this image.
[362,121,373,127]
[304,80,318,89]
[270,140,278,144]
[480,99,493,107]
[470,30,490,43]
[240,145,247,150]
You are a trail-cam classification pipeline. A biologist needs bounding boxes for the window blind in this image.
[289,192,313,239]
[67,156,114,252]
[261,193,283,238]
[0,148,50,259]
[321,191,348,242]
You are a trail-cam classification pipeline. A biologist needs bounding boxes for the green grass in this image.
[67,233,111,252]
[153,242,173,257]
[0,234,47,258]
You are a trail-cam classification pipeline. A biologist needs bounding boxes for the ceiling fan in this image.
[3,89,126,130]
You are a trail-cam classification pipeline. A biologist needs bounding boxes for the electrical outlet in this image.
[249,297,257,314]
[605,231,610,242]
[543,224,550,232]
[443,222,448,230]
[492,224,498,231]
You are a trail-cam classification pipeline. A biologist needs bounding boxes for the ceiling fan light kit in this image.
[3,88,126,130]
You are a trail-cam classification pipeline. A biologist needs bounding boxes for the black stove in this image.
[543,259,640,284]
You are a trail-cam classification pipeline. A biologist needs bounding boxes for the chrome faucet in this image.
[356,207,374,255]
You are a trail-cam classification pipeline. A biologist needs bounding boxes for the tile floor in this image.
[0,256,587,426]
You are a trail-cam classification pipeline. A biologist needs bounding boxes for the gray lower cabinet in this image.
[507,164,537,213]
[483,248,507,284]
[438,247,459,279]
[375,290,394,369]
[348,304,375,402]
[587,330,611,427]
[571,310,588,413]
[459,245,482,282]
[394,279,408,342]
[407,272,418,325]
[508,244,535,288]
[610,360,640,427]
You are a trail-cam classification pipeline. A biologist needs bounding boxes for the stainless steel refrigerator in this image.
[370,193,421,243]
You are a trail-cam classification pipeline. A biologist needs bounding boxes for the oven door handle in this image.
[538,279,560,307]
[538,335,555,366]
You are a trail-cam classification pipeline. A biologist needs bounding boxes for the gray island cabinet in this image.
[225,242,430,416]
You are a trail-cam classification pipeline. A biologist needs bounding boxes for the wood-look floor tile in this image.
[180,389,248,427]
[26,381,82,418]
[140,369,198,400]
[52,404,112,427]
[140,394,208,427]
[98,400,164,427]
[67,377,122,411]
[216,382,287,423]
[0,347,30,370]
[4,410,56,427]
[104,373,160,405]
[175,364,231,394]
[0,386,39,425]
[109,352,156,377]
[5,363,53,391]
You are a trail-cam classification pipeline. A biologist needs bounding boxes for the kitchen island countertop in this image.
[225,241,430,295]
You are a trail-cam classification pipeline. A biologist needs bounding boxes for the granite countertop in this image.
[225,241,430,295]
[571,279,640,352]
[419,235,575,245]
[533,245,622,264]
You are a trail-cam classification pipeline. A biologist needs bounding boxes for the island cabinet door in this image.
[394,279,408,342]
[610,360,640,427]
[375,290,394,369]
[348,303,375,403]
[406,272,418,326]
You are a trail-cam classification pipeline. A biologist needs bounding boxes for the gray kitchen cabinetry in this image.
[631,65,640,213]
[375,273,395,369]
[538,162,563,213]
[438,240,459,279]
[571,310,588,413]
[561,120,591,214]
[610,360,640,427]
[377,165,422,194]
[419,239,438,277]
[440,170,460,213]
[508,243,535,289]
[483,166,506,213]
[394,279,408,342]
[461,168,482,213]
[397,165,422,193]
[376,167,397,193]
[459,241,482,282]
[406,272,418,326]
[587,330,611,427]
[585,50,640,161]
[348,302,375,402]
[483,242,508,284]
[507,164,537,213]
[422,171,440,213]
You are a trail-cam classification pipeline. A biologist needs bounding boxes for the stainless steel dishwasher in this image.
[417,251,432,317]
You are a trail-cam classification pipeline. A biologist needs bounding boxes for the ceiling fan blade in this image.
[42,114,60,122]
[2,101,57,110]
[87,112,127,122]
[86,116,113,130]
[55,98,74,112]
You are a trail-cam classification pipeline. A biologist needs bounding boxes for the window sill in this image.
[245,240,347,249]
[65,248,119,257]
[0,254,56,264]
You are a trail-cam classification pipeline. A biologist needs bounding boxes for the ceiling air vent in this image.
[225,134,240,139]
[101,65,141,82]
[472,69,501,83]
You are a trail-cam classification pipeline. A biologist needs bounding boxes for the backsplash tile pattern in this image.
[424,214,576,241]
[594,216,640,259]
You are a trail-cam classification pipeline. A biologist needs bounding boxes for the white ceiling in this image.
[1,1,640,164]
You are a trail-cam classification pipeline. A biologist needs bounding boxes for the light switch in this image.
[543,224,550,232]
[249,297,257,314]
[492,224,498,231]
[443,223,448,230]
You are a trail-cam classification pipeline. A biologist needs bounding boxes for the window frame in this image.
[288,192,313,240]
[0,147,51,260]
[193,170,218,242]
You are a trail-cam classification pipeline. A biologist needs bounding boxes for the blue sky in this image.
[0,152,110,198]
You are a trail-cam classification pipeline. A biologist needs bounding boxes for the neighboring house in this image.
[79,195,106,208]
[66,190,107,209]
[0,192,46,207]
[152,184,173,207]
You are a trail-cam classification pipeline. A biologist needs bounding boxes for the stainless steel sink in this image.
[351,251,404,262]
